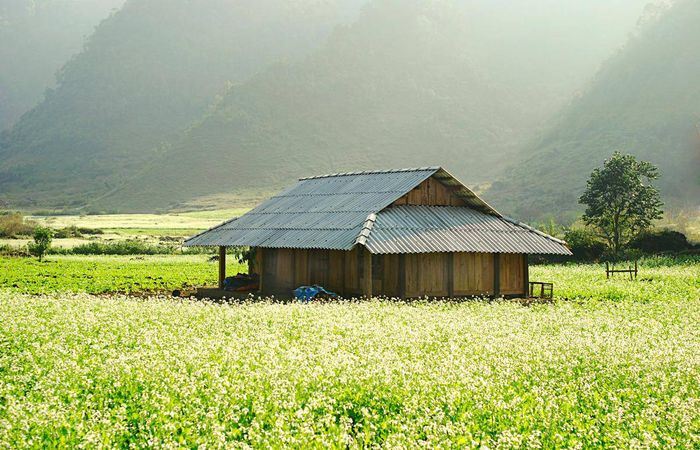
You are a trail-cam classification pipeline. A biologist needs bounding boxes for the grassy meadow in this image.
[1,255,699,447]
[1,209,250,249]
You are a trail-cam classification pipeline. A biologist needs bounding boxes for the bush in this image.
[0,244,29,257]
[54,225,83,239]
[601,248,644,263]
[70,240,176,255]
[564,228,607,262]
[0,213,35,238]
[27,226,53,261]
[630,229,692,254]
[77,227,104,235]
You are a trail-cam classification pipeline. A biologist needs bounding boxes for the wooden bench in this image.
[529,282,554,300]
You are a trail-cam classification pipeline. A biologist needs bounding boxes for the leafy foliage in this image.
[562,228,607,262]
[631,229,694,254]
[69,240,175,256]
[579,152,663,254]
[27,226,53,261]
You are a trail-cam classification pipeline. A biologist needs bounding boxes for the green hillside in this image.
[486,0,700,221]
[0,0,364,209]
[0,0,124,130]
[97,0,651,212]
[0,0,653,212]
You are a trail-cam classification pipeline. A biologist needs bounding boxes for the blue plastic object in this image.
[294,285,338,302]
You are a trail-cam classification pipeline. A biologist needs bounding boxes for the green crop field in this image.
[1,257,699,447]
[0,255,247,295]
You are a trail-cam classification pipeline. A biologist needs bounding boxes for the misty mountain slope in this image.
[98,0,652,212]
[0,0,365,208]
[96,0,524,211]
[486,0,700,221]
[0,0,125,130]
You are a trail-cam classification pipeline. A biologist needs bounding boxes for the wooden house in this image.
[185,167,571,298]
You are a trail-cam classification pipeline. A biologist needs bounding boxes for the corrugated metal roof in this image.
[184,167,570,256]
[364,206,572,255]
[185,168,439,250]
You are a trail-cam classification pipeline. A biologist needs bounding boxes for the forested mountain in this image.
[0,0,124,130]
[95,0,651,212]
[486,0,700,221]
[0,0,365,208]
[1,0,656,212]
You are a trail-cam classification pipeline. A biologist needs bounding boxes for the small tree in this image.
[28,226,53,261]
[579,152,663,256]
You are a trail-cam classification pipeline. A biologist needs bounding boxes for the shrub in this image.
[630,229,692,254]
[70,240,176,255]
[77,227,104,235]
[0,244,29,257]
[564,228,607,262]
[0,212,35,238]
[181,246,217,255]
[54,225,83,239]
[27,226,53,261]
[601,248,644,263]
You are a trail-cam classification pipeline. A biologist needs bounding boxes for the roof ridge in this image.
[354,213,377,247]
[299,166,440,181]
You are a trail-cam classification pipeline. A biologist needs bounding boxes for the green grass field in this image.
[0,255,247,295]
[1,257,699,447]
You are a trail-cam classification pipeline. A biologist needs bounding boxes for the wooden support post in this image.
[523,254,530,298]
[447,252,454,298]
[398,254,406,299]
[362,248,373,298]
[606,262,609,279]
[218,246,226,289]
[493,253,501,298]
[257,248,264,295]
[340,251,346,297]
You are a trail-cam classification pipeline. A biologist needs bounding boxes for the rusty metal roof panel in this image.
[364,206,571,255]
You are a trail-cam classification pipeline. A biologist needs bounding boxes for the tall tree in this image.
[579,152,663,255]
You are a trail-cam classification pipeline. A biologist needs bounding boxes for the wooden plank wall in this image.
[405,253,450,298]
[392,177,465,207]
[372,254,400,297]
[344,248,361,296]
[262,248,295,296]
[499,253,526,296]
[402,252,525,298]
[453,252,494,296]
[259,247,527,298]
[260,247,358,297]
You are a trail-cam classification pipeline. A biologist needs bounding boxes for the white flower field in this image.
[0,259,699,448]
